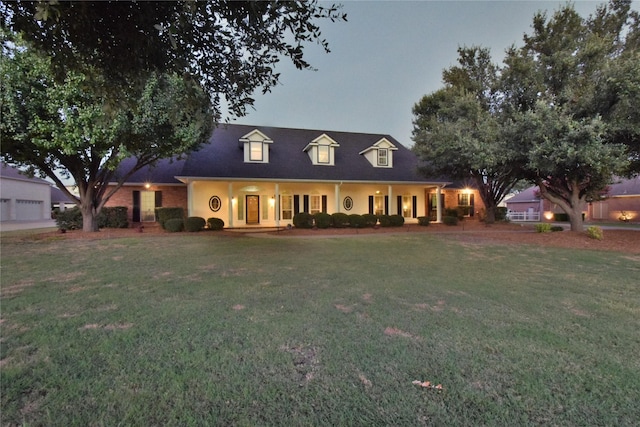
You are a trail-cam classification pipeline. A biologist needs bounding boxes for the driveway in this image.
[0,220,57,232]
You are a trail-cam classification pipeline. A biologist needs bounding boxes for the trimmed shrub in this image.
[587,225,604,240]
[348,214,366,228]
[362,213,378,227]
[206,217,225,231]
[378,215,392,227]
[495,207,508,221]
[164,218,184,232]
[55,206,83,230]
[184,216,205,232]
[390,214,405,227]
[293,212,314,229]
[457,205,471,217]
[554,212,586,222]
[417,216,430,226]
[550,226,564,232]
[314,212,332,229]
[99,207,128,229]
[443,215,458,226]
[331,212,350,228]
[535,223,552,233]
[155,207,184,229]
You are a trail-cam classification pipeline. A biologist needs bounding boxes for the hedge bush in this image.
[55,206,128,230]
[293,212,314,229]
[550,226,564,232]
[331,212,350,228]
[443,215,458,226]
[496,207,508,221]
[348,214,365,228]
[362,213,378,227]
[587,225,604,240]
[164,218,184,232]
[535,223,552,233]
[417,216,430,226]
[155,207,184,229]
[378,215,392,227]
[314,212,332,229]
[390,214,405,227]
[206,217,225,231]
[99,207,128,229]
[184,216,205,232]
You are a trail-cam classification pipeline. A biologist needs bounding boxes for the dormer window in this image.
[303,134,340,166]
[240,129,273,163]
[378,148,388,166]
[250,141,263,161]
[359,138,398,168]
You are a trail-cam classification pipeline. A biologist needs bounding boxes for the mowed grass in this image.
[1,232,639,426]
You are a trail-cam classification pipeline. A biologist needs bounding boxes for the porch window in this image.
[281,195,293,220]
[374,195,385,216]
[458,193,470,206]
[141,191,156,222]
[310,195,321,214]
[402,196,412,218]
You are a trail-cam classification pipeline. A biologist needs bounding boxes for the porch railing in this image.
[507,211,540,222]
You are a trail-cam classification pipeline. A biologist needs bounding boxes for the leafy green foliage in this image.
[164,218,184,232]
[293,212,313,229]
[155,208,184,229]
[362,213,378,227]
[184,217,206,232]
[330,212,350,228]
[587,226,604,240]
[0,31,212,231]
[313,212,332,229]
[54,206,128,230]
[535,223,552,233]
[1,1,347,120]
[417,216,431,226]
[206,217,225,231]
[347,214,365,228]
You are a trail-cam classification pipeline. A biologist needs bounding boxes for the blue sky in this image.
[230,0,618,147]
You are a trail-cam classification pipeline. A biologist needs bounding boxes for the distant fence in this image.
[507,211,540,222]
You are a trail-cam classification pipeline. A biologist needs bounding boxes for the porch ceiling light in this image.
[144,182,151,189]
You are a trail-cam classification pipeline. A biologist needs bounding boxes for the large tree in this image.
[501,0,638,231]
[1,32,212,232]
[0,1,346,231]
[412,47,523,224]
[0,1,347,118]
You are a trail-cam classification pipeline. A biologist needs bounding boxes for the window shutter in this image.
[397,196,402,215]
[368,196,374,214]
[132,191,141,222]
[470,194,475,217]
[155,191,162,207]
[303,195,309,213]
[412,196,417,218]
[322,195,327,213]
[294,195,300,214]
[384,196,389,215]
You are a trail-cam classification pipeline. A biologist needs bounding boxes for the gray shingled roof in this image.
[1,163,51,185]
[114,124,448,185]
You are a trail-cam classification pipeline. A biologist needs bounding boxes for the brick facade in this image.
[105,184,187,224]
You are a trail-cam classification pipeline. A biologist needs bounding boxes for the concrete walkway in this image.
[0,220,57,232]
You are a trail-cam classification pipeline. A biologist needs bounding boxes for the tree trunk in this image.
[537,180,586,232]
[484,205,496,224]
[566,207,585,232]
[81,202,100,232]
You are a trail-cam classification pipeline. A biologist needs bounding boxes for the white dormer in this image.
[303,134,340,166]
[240,129,273,163]
[359,138,398,168]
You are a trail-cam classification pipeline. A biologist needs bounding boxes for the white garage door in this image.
[16,199,43,220]
[0,199,10,221]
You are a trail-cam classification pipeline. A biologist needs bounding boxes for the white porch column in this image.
[335,183,341,213]
[187,181,194,217]
[228,183,234,228]
[436,186,443,223]
[388,185,393,215]
[275,183,280,227]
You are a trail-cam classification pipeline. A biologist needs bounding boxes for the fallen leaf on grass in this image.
[412,379,443,391]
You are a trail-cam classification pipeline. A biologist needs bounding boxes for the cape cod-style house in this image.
[106,124,484,228]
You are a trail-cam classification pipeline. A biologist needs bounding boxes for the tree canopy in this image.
[1,31,213,231]
[0,0,347,119]
[413,0,639,231]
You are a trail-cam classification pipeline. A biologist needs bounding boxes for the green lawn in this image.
[1,232,639,426]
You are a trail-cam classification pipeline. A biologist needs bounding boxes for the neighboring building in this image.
[106,124,485,227]
[0,163,52,221]
[50,186,78,212]
[506,177,640,223]
[589,176,640,222]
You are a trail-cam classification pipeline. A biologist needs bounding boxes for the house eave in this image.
[175,176,451,187]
